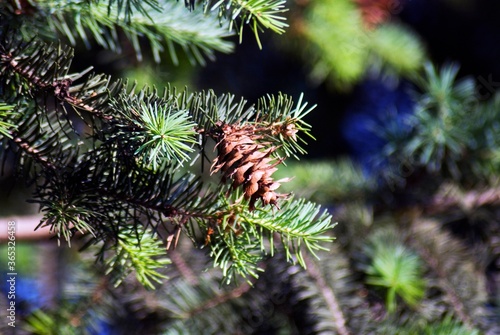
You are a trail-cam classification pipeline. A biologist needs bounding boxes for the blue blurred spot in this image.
[2,274,46,315]
[341,77,415,176]
[88,316,113,335]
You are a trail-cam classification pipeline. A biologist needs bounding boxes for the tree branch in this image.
[303,254,351,335]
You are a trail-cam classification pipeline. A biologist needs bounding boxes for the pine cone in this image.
[211,122,290,211]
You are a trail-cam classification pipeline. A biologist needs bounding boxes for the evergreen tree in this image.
[0,0,334,333]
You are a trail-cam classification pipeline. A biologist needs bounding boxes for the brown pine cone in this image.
[211,122,290,210]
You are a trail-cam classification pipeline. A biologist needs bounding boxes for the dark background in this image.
[195,0,500,160]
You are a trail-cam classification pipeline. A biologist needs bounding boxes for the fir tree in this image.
[0,0,335,276]
[0,0,336,333]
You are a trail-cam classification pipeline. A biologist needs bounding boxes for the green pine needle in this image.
[0,102,17,139]
[206,191,335,284]
[255,93,316,159]
[43,0,234,65]
[364,234,426,313]
[37,199,98,247]
[246,197,335,266]
[25,308,80,335]
[105,227,170,289]
[423,315,480,335]
[210,225,265,285]
[102,0,162,22]
[131,102,197,170]
[405,63,477,178]
[206,0,288,49]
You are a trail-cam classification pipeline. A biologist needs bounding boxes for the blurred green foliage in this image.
[301,0,425,89]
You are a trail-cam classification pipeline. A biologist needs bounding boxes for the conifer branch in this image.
[1,38,72,89]
[2,101,79,183]
[4,0,500,331]
[0,102,16,139]
[405,63,477,179]
[362,229,426,313]
[286,245,373,334]
[122,105,196,169]
[183,280,252,318]
[43,0,234,64]
[303,254,351,335]
[169,250,199,285]
[254,93,315,159]
[161,275,254,334]
[415,245,473,326]
[205,0,289,49]
[246,198,334,264]
[11,136,57,171]
[100,0,162,22]
[426,183,500,214]
[1,32,335,287]
[409,219,486,329]
[187,191,335,283]
[105,226,171,289]
[0,35,123,120]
